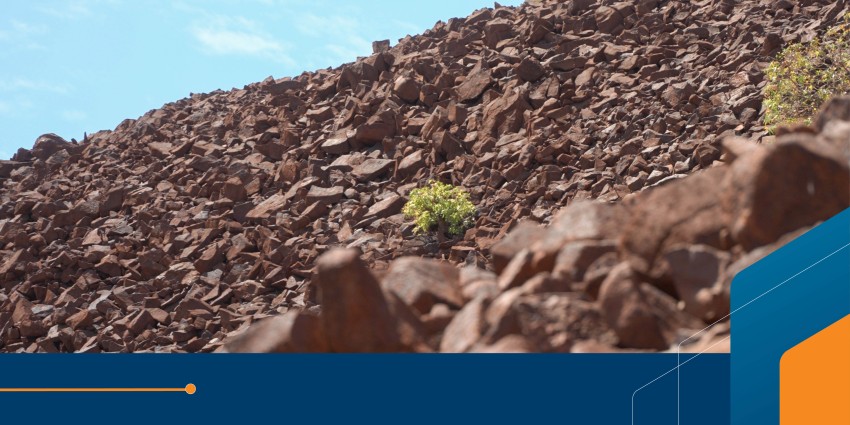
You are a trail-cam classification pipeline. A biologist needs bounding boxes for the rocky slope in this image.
[0,0,848,352]
[223,100,850,353]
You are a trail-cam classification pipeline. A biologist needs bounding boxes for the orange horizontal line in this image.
[0,388,185,392]
[0,383,195,394]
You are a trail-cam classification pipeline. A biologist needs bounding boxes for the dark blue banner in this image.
[0,353,729,424]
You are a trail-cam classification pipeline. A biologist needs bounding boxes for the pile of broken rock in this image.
[223,98,850,353]
[0,0,847,352]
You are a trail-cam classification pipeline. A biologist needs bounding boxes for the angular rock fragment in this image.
[381,257,463,314]
[246,193,288,219]
[664,245,730,322]
[221,311,329,353]
[456,67,493,102]
[598,263,670,350]
[314,249,404,352]
[722,135,850,250]
[393,76,421,103]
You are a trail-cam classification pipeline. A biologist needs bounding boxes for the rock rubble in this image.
[1,0,848,352]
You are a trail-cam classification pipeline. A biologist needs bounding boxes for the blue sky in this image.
[0,0,522,160]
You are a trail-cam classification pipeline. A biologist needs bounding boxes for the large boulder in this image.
[722,134,850,250]
[31,133,71,160]
[532,200,629,273]
[490,221,545,273]
[381,257,464,315]
[620,167,729,280]
[663,245,730,323]
[598,263,700,349]
[315,249,403,352]
[315,249,425,352]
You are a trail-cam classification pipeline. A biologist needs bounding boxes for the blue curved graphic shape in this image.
[730,208,850,424]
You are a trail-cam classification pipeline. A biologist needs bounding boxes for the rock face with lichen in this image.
[0,0,848,353]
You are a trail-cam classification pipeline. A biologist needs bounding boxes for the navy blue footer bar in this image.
[0,353,729,424]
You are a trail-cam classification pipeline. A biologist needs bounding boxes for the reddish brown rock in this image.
[456,67,492,102]
[382,257,463,314]
[393,76,420,103]
[722,135,850,250]
[127,309,155,334]
[0,249,32,277]
[221,178,247,202]
[95,255,123,278]
[459,266,499,301]
[496,249,537,291]
[320,135,351,155]
[481,90,529,137]
[314,249,404,352]
[552,240,617,284]
[221,311,329,353]
[440,295,487,353]
[531,201,628,273]
[488,221,542,273]
[620,167,729,279]
[246,193,287,219]
[599,262,702,350]
[597,263,668,350]
[471,335,532,353]
[595,6,625,34]
[353,114,396,144]
[664,245,730,322]
[353,158,394,181]
[306,186,344,205]
[0,161,25,178]
[194,241,226,273]
[366,194,405,218]
[814,96,850,132]
[31,133,70,160]
[515,57,545,82]
[397,150,425,177]
[484,291,614,352]
[65,309,96,330]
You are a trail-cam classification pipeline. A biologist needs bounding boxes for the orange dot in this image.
[185,383,196,395]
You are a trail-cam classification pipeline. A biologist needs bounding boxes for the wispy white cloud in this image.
[38,2,94,19]
[393,19,423,36]
[0,78,72,94]
[193,27,286,58]
[325,42,368,62]
[16,98,34,110]
[10,20,47,35]
[294,13,369,47]
[37,0,122,20]
[0,97,35,117]
[295,13,372,64]
[293,13,356,37]
[189,15,293,64]
[0,20,48,50]
[61,109,87,121]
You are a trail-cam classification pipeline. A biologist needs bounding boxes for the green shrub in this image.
[763,17,850,133]
[402,181,475,236]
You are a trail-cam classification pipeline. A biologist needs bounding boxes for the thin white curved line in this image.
[674,241,850,424]
[630,240,850,425]
[632,335,730,425]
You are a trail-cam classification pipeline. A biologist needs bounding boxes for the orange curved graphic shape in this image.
[780,313,850,424]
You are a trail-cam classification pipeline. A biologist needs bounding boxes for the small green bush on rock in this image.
[763,17,850,133]
[402,181,475,236]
